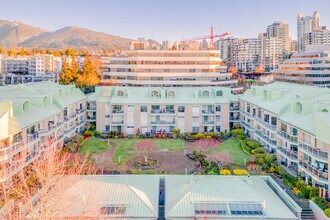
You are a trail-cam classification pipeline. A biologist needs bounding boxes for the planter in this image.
[136,159,159,170]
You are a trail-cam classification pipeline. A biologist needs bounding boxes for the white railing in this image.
[310,200,330,220]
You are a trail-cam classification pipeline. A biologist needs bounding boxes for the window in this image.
[105,125,110,132]
[216,104,221,112]
[296,102,302,113]
[193,127,199,133]
[141,106,147,112]
[151,90,159,98]
[167,90,175,98]
[216,115,220,122]
[202,90,210,98]
[216,90,223,96]
[216,126,220,132]
[100,205,126,215]
[178,106,185,112]
[105,115,110,118]
[117,90,124,97]
[192,116,199,123]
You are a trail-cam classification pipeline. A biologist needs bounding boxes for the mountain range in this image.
[0,20,136,50]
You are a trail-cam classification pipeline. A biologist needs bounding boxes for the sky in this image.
[1,0,330,42]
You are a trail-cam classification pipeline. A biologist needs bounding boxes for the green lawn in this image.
[79,138,110,155]
[210,138,251,166]
[111,139,184,164]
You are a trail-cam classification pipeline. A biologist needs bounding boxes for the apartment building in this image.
[297,11,321,52]
[240,82,330,191]
[307,28,330,46]
[87,86,240,135]
[274,45,330,88]
[101,50,241,92]
[235,38,261,73]
[0,82,87,182]
[266,21,291,57]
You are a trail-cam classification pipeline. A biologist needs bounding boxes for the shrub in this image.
[269,167,276,173]
[195,133,205,140]
[324,208,330,217]
[312,196,329,210]
[146,170,158,174]
[75,135,84,144]
[177,171,184,175]
[252,147,266,154]
[275,165,285,175]
[246,140,261,149]
[231,128,244,137]
[237,134,245,140]
[233,169,249,175]
[206,135,212,139]
[207,170,216,175]
[94,130,102,137]
[172,128,181,138]
[220,169,231,175]
[131,170,142,174]
[310,187,319,199]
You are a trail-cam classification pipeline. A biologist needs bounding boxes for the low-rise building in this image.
[101,50,241,93]
[274,45,330,88]
[87,86,240,135]
[240,82,330,192]
[0,82,87,182]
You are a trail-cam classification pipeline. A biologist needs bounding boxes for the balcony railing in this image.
[230,116,240,121]
[0,133,39,160]
[112,109,124,114]
[241,121,254,130]
[202,121,214,125]
[202,110,214,114]
[112,120,124,124]
[230,106,240,111]
[277,130,298,143]
[86,116,96,121]
[87,106,96,111]
[76,120,86,127]
[255,130,277,146]
[76,108,86,115]
[254,117,277,131]
[299,141,328,161]
[298,159,328,181]
[151,109,175,114]
[151,120,175,125]
[64,126,76,133]
[277,145,298,160]
[240,110,252,118]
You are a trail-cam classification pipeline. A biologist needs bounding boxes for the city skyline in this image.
[1,0,330,42]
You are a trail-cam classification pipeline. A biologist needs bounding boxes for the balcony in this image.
[151,120,175,125]
[112,109,124,114]
[76,120,86,127]
[277,145,298,161]
[64,126,76,134]
[230,106,240,111]
[241,121,254,130]
[229,116,240,122]
[298,159,328,182]
[86,116,96,121]
[64,113,77,123]
[112,120,124,125]
[202,109,214,114]
[202,121,214,125]
[254,117,277,131]
[39,122,62,136]
[255,130,277,147]
[240,110,252,118]
[76,108,86,115]
[0,133,39,161]
[87,106,96,111]
[151,109,175,114]
[299,140,328,162]
[277,130,298,143]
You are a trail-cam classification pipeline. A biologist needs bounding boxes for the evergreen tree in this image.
[76,54,100,88]
[59,60,74,85]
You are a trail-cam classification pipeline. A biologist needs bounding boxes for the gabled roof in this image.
[165,175,297,219]
[48,175,159,218]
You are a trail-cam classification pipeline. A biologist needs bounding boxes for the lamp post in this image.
[118,156,121,164]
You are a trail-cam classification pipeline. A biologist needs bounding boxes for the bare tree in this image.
[134,140,157,163]
[208,151,233,170]
[0,145,98,220]
[193,139,219,155]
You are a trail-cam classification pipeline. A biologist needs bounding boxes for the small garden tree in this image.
[208,151,233,170]
[134,140,157,163]
[193,139,219,154]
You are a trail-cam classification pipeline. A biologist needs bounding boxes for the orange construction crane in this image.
[183,26,231,50]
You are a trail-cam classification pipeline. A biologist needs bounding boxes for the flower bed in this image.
[135,159,159,170]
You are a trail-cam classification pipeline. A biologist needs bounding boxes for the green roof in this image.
[36,175,159,218]
[239,82,330,140]
[0,82,86,134]
[88,86,238,104]
[165,175,298,219]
